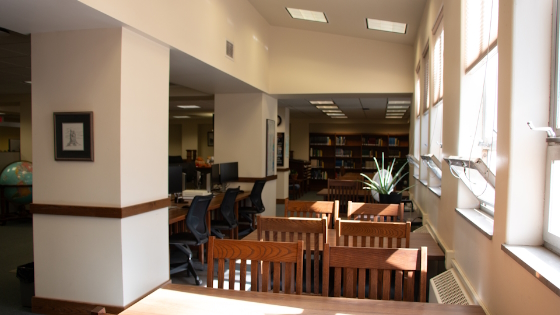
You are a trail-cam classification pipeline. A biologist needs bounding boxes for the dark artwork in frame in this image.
[53,112,94,161]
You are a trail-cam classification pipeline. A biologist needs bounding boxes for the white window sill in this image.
[502,244,560,297]
[455,208,494,239]
[428,186,442,197]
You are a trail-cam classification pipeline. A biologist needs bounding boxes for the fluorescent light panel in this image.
[388,100,411,105]
[177,105,200,109]
[316,105,338,109]
[386,113,404,116]
[367,18,407,34]
[173,116,190,118]
[332,116,348,119]
[287,8,328,23]
[387,109,407,113]
[386,116,402,119]
[23,81,31,84]
[322,109,342,113]
[387,105,410,109]
[310,100,334,105]
[326,113,345,116]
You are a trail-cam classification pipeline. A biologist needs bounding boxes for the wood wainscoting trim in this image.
[277,168,290,172]
[30,198,171,219]
[32,279,171,315]
[237,175,278,182]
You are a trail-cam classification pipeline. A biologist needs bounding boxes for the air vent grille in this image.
[430,269,473,305]
[226,40,234,59]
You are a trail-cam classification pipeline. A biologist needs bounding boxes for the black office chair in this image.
[210,187,240,239]
[237,180,266,237]
[169,194,213,285]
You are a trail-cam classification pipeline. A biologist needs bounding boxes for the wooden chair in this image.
[284,199,339,228]
[207,237,304,294]
[335,219,411,248]
[322,245,427,301]
[347,201,404,222]
[327,179,359,214]
[257,216,327,295]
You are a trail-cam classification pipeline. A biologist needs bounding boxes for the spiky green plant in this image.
[360,153,413,194]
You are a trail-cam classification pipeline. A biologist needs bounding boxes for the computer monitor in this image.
[168,164,183,194]
[219,162,238,185]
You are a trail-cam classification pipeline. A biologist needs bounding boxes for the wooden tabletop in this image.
[121,284,485,315]
[244,228,444,261]
[168,192,251,224]
[316,188,410,198]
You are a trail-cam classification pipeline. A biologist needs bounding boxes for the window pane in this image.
[549,160,560,237]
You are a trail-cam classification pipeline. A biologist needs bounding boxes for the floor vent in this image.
[226,40,234,59]
[429,269,474,305]
[413,225,430,233]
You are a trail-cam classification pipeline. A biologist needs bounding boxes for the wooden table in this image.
[168,191,251,263]
[245,229,444,261]
[120,283,485,315]
[316,188,410,202]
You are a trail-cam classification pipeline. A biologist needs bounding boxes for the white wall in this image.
[270,27,414,94]
[214,93,277,215]
[19,101,32,161]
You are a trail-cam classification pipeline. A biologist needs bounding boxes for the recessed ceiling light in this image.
[0,113,4,115]
[387,105,410,110]
[173,116,190,119]
[332,116,348,119]
[388,100,411,105]
[177,105,200,109]
[367,18,407,34]
[387,109,407,113]
[310,100,334,105]
[316,105,339,109]
[286,8,328,23]
[23,81,31,84]
[386,116,403,119]
[322,109,342,113]
[386,113,404,116]
[326,113,345,116]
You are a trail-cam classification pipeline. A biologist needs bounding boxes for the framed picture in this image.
[277,132,284,167]
[53,112,94,161]
[207,131,214,146]
[266,119,275,176]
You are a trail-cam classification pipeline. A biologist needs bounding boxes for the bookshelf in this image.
[308,133,409,190]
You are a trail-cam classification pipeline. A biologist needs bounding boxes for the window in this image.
[414,78,421,162]
[422,44,430,114]
[463,0,499,175]
[544,0,560,255]
[431,12,444,161]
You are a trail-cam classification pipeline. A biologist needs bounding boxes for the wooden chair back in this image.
[207,237,303,294]
[335,219,411,248]
[347,201,404,222]
[284,199,339,228]
[257,216,327,295]
[322,245,427,301]
[327,179,359,214]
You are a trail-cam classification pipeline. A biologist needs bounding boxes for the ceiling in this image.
[0,0,422,124]
[247,0,427,46]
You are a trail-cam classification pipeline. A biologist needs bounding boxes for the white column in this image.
[31,27,170,308]
[214,93,277,215]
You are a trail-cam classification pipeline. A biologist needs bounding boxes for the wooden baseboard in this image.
[32,279,171,314]
[276,199,286,204]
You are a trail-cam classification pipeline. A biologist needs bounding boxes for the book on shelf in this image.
[311,169,328,179]
[335,136,346,145]
[310,136,332,145]
[387,149,401,158]
[310,159,324,168]
[309,148,324,157]
[362,137,384,146]
[335,148,353,157]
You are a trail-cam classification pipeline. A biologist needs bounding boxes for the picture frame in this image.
[266,119,275,176]
[207,131,214,146]
[53,112,94,161]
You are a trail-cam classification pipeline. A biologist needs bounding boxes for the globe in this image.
[0,161,33,205]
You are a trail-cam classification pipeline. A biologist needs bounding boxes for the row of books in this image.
[335,148,353,157]
[362,149,380,158]
[335,136,347,145]
[310,148,324,157]
[310,136,332,145]
[311,170,329,180]
[388,137,405,146]
[363,161,378,169]
[362,137,384,146]
[388,149,402,157]
[335,160,355,168]
[310,159,325,168]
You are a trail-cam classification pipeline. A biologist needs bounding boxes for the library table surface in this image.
[120,283,485,315]
[244,228,444,261]
[316,188,410,200]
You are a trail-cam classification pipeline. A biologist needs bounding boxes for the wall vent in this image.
[226,40,234,59]
[429,269,474,305]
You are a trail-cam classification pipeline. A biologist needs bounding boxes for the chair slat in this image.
[240,260,247,291]
[395,270,403,301]
[334,267,341,297]
[407,270,414,301]
[285,262,293,294]
[369,268,378,299]
[218,259,225,289]
[306,233,311,294]
[229,259,236,290]
[344,267,353,298]
[314,233,320,295]
[262,261,270,292]
[358,268,366,299]
[251,260,259,292]
[273,262,280,293]
[382,269,391,300]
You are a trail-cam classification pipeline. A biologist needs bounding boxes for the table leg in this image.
[234,202,239,239]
